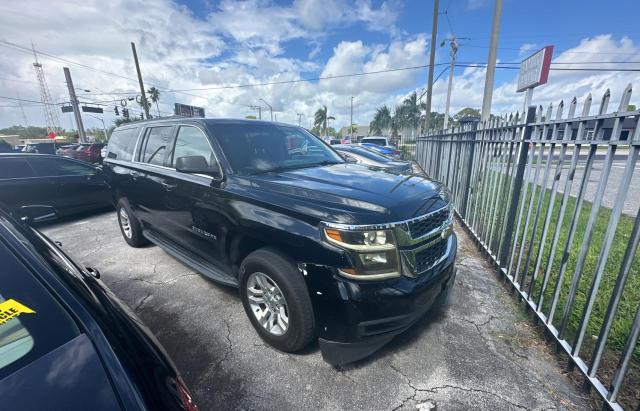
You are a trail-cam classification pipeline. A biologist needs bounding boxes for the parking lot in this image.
[39,210,592,410]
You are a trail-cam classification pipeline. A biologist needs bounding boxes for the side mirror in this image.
[176,156,221,178]
[20,205,58,224]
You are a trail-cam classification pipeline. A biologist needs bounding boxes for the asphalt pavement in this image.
[42,211,592,410]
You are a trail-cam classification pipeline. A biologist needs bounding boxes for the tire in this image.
[116,198,148,247]
[239,247,315,352]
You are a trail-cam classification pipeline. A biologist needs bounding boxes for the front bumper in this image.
[304,234,457,366]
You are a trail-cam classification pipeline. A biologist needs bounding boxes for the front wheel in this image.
[116,198,148,247]
[239,248,315,352]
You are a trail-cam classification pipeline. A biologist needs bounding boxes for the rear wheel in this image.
[239,248,315,352]
[116,198,148,247]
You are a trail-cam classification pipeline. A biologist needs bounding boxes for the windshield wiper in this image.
[250,160,342,175]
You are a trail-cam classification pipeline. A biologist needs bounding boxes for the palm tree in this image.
[369,105,392,135]
[402,92,421,137]
[314,105,335,137]
[147,87,161,118]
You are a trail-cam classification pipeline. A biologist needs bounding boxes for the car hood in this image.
[240,163,447,225]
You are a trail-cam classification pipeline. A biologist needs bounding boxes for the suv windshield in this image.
[210,123,343,175]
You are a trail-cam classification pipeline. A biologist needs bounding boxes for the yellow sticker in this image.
[0,299,36,325]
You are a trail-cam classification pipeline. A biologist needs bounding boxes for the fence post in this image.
[498,106,536,265]
[460,121,479,218]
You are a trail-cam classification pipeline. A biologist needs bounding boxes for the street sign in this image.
[61,105,74,113]
[517,46,554,92]
[174,103,205,118]
[81,106,104,113]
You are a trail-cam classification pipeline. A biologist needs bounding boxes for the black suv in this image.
[103,118,456,365]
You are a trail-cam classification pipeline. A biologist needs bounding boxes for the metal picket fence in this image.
[416,85,640,410]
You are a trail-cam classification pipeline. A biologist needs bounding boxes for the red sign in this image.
[517,45,554,92]
[48,131,56,139]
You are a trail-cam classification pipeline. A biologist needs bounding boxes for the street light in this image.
[296,112,304,127]
[258,98,273,121]
[84,113,109,141]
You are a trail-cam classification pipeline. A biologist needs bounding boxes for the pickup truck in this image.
[103,118,456,365]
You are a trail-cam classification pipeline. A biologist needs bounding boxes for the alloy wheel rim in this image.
[246,272,289,336]
[119,208,132,239]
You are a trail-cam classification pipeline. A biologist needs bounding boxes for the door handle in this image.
[161,181,177,191]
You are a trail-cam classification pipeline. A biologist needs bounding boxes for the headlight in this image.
[323,227,401,280]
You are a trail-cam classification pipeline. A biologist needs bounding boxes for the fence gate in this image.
[416,85,640,410]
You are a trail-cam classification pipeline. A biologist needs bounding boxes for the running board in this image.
[143,230,239,288]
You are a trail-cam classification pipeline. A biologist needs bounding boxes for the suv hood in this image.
[243,163,448,225]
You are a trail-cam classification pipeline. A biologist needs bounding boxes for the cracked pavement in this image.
[42,211,592,410]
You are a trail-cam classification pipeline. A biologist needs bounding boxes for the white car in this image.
[360,136,393,147]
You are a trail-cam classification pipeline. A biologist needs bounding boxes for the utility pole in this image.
[480,0,503,121]
[259,98,273,121]
[443,37,459,130]
[296,112,304,126]
[350,96,354,140]
[423,0,439,133]
[63,67,87,143]
[131,42,150,120]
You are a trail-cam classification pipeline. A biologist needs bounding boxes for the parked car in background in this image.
[360,136,393,147]
[0,153,112,217]
[22,142,61,155]
[104,118,456,366]
[334,144,413,173]
[70,143,106,164]
[56,144,80,157]
[360,142,402,159]
[0,204,198,411]
[329,138,341,145]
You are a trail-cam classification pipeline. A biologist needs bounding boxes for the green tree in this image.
[369,105,392,135]
[313,105,335,137]
[0,125,49,139]
[401,91,421,136]
[454,107,480,122]
[147,87,161,117]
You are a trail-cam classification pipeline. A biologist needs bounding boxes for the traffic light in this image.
[114,106,119,116]
[122,108,129,119]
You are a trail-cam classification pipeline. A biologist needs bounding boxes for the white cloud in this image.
[519,43,538,57]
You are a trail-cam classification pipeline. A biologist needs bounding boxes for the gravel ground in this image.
[42,211,592,411]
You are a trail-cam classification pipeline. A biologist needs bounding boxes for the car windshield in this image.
[362,138,387,146]
[210,123,343,175]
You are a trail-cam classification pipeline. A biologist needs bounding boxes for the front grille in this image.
[413,239,448,273]
[407,207,450,239]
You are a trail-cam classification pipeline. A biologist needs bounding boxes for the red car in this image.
[71,143,106,163]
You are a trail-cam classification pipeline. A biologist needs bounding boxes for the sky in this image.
[1,0,640,132]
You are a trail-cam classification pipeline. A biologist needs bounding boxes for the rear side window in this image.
[0,240,80,379]
[28,158,96,177]
[140,126,173,166]
[106,127,139,161]
[0,158,36,179]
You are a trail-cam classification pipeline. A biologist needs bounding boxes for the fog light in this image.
[359,253,388,265]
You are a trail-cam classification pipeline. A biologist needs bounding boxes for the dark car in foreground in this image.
[0,204,197,410]
[0,153,112,217]
[103,119,456,365]
[334,144,413,173]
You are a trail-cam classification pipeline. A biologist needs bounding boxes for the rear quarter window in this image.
[106,127,140,161]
